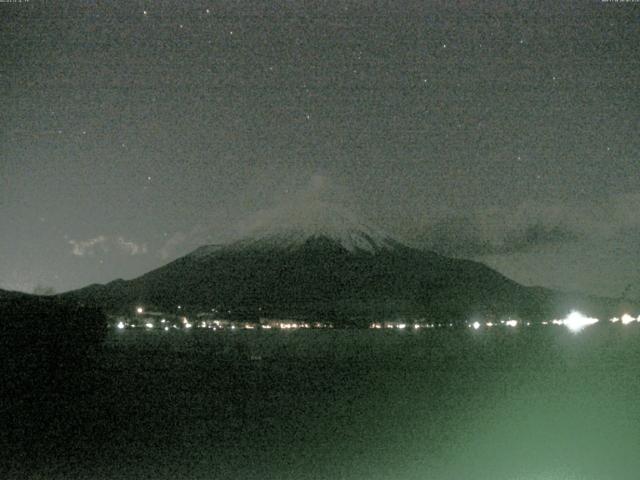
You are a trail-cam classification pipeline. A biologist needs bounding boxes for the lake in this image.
[4,324,640,479]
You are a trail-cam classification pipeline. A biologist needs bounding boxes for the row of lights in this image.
[469,311,640,333]
[129,307,639,335]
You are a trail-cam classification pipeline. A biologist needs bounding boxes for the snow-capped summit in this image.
[191,201,403,257]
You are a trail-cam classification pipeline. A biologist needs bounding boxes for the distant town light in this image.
[561,311,599,332]
[136,307,144,314]
[117,321,125,330]
[145,322,154,329]
[505,320,518,328]
[621,314,636,325]
[472,321,481,330]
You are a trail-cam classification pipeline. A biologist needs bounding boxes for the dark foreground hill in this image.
[0,289,107,390]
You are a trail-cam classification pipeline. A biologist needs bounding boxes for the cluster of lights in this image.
[610,314,640,325]
[369,322,450,330]
[469,311,608,333]
[470,319,520,330]
[116,311,334,332]
[552,311,599,332]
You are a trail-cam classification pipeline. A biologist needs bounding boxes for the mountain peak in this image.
[193,202,403,256]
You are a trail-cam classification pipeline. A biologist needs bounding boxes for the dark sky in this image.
[1,1,638,297]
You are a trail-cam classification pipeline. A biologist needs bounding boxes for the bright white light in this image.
[472,321,481,330]
[136,307,144,314]
[505,320,518,328]
[610,317,620,323]
[621,314,635,325]
[397,323,406,329]
[184,322,192,329]
[485,322,494,327]
[145,322,154,329]
[164,326,169,331]
[117,321,125,330]
[561,311,599,332]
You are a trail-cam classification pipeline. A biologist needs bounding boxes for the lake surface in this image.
[4,325,640,479]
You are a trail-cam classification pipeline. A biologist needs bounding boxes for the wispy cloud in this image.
[417,193,640,259]
[69,235,147,257]
[116,236,148,255]
[69,235,108,256]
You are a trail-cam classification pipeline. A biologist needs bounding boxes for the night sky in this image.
[1,1,638,297]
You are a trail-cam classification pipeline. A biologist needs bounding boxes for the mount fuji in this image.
[60,203,627,324]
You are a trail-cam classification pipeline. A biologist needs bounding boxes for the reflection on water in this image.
[4,325,640,479]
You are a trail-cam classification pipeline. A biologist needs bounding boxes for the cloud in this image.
[417,193,640,260]
[116,236,148,255]
[69,235,108,256]
[69,235,147,257]
[416,203,585,257]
